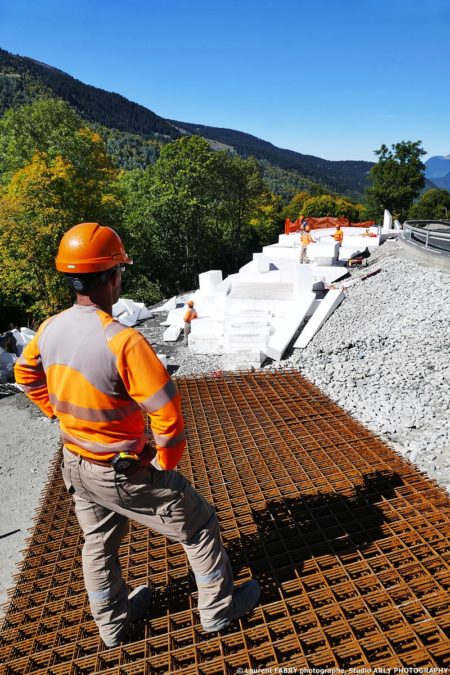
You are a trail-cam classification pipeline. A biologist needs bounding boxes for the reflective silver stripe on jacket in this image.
[61,429,146,455]
[21,380,47,392]
[152,429,186,448]
[141,380,177,413]
[49,394,140,422]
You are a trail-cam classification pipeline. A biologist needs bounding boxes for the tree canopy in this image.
[365,141,426,221]
[408,188,450,220]
[0,99,121,322]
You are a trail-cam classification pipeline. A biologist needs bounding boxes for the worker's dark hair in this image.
[65,266,119,294]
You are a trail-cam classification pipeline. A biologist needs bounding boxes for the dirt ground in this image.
[0,391,60,614]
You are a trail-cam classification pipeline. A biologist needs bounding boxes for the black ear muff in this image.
[72,278,85,292]
[66,277,86,293]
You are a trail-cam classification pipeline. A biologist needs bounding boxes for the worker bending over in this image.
[299,225,315,264]
[183,299,198,346]
[15,223,260,648]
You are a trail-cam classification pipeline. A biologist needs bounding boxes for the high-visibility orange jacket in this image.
[300,232,314,246]
[333,229,344,244]
[14,304,186,470]
[183,308,198,323]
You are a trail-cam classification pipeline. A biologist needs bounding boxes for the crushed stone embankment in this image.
[275,241,450,494]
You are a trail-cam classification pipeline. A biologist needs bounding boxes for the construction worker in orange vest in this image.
[14,223,260,647]
[332,225,344,246]
[299,225,315,264]
[183,299,198,346]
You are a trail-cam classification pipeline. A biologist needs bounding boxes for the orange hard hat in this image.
[187,300,194,307]
[55,223,132,273]
[305,225,311,231]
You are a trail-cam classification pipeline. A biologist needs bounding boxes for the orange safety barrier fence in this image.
[285,217,376,235]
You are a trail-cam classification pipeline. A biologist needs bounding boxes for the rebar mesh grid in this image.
[1,369,450,673]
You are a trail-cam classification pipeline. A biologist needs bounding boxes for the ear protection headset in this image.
[66,268,116,294]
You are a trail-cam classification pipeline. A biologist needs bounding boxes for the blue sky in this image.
[1,0,449,162]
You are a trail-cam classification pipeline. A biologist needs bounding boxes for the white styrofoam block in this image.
[190,318,223,337]
[11,329,25,356]
[256,257,270,274]
[19,328,35,346]
[225,297,298,318]
[0,351,16,371]
[117,310,141,327]
[294,289,344,348]
[163,326,182,342]
[112,298,153,325]
[265,292,315,360]
[293,265,313,292]
[198,270,222,296]
[112,298,128,317]
[383,209,393,231]
[153,296,177,312]
[135,303,153,320]
[262,245,300,260]
[230,281,295,301]
[157,353,167,368]
[311,266,347,285]
[188,335,224,354]
[226,333,270,347]
[165,309,185,328]
[223,346,265,359]
[278,233,301,246]
[307,242,339,261]
[213,277,232,297]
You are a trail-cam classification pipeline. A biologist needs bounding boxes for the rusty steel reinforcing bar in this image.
[0,369,450,673]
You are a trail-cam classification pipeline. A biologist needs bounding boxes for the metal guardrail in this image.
[403,219,450,253]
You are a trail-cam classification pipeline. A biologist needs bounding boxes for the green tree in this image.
[408,188,450,220]
[365,141,426,221]
[301,194,362,221]
[0,101,122,323]
[120,136,271,294]
[281,191,311,220]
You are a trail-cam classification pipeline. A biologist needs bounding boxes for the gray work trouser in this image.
[61,448,234,645]
[184,322,191,345]
[299,245,309,264]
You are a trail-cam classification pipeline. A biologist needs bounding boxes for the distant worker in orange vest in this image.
[332,225,344,246]
[183,299,198,345]
[299,225,315,264]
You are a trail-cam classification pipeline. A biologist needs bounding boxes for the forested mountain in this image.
[0,46,371,198]
[171,121,373,200]
[0,48,179,140]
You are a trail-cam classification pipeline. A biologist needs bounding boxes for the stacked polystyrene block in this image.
[199,270,222,296]
[294,289,344,348]
[163,326,182,342]
[113,298,154,326]
[265,292,316,360]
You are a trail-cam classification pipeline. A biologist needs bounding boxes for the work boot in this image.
[103,586,152,648]
[201,579,261,633]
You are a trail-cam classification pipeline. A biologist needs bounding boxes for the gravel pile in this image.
[276,241,450,494]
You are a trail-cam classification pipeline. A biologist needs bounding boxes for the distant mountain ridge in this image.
[171,120,373,199]
[425,155,450,190]
[0,46,372,198]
